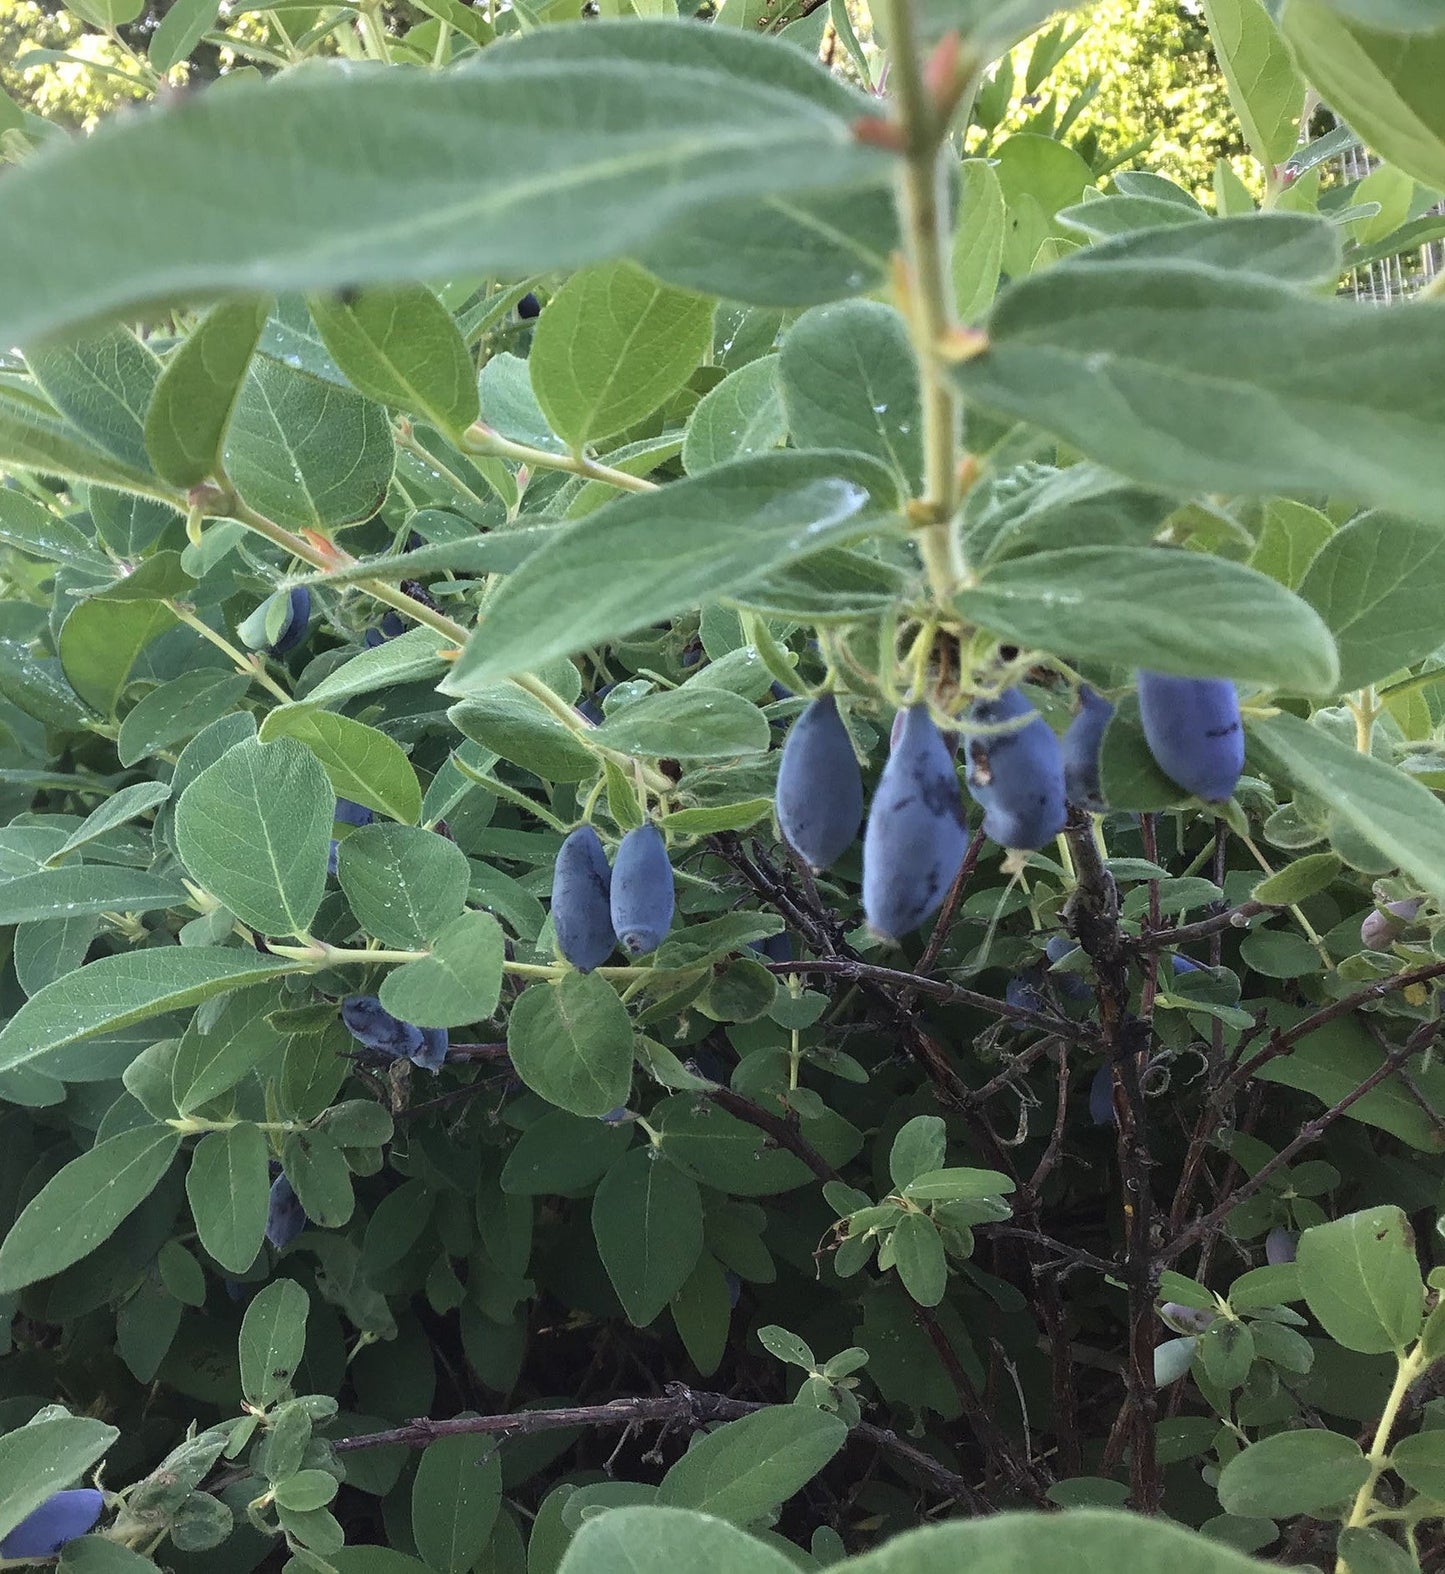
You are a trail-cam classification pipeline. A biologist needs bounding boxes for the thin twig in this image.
[325,1384,985,1509]
[1163,1023,1443,1263]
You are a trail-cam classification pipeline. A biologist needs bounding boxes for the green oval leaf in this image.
[507,974,635,1119]
[956,546,1338,692]
[176,736,333,938]
[0,1124,181,1292]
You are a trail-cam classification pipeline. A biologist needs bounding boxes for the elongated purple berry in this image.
[610,823,675,957]
[1062,685,1114,811]
[414,1027,449,1072]
[1361,897,1423,950]
[749,931,793,964]
[335,798,374,827]
[363,610,406,647]
[1089,1064,1115,1126]
[1044,935,1091,1001]
[266,1173,307,1250]
[1006,972,1045,1013]
[1161,1302,1216,1335]
[552,825,616,972]
[1169,954,1203,975]
[340,995,425,1061]
[269,586,311,655]
[1136,672,1243,803]
[775,695,863,873]
[862,706,968,941]
[0,1490,104,1558]
[962,688,1067,851]
[1265,1226,1297,1266]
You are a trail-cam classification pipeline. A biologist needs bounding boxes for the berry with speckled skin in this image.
[1062,684,1114,812]
[1137,672,1243,803]
[962,688,1067,851]
[552,825,616,973]
[775,695,864,873]
[610,824,675,957]
[862,705,968,940]
[0,1491,104,1558]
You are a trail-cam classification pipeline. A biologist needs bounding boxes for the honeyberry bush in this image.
[2,0,1445,1570]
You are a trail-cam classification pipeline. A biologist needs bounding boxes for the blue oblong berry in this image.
[1169,954,1203,975]
[0,1489,104,1558]
[962,688,1067,851]
[268,586,311,656]
[1089,1064,1115,1126]
[364,610,406,647]
[335,798,374,827]
[517,291,541,320]
[266,1172,308,1250]
[340,995,425,1060]
[552,825,617,972]
[1136,672,1243,803]
[610,824,675,957]
[412,1027,449,1072]
[749,931,793,964]
[1044,935,1091,1000]
[1006,972,1045,1013]
[1062,684,1114,812]
[861,705,968,941]
[1265,1226,1298,1266]
[775,695,864,873]
[327,839,339,878]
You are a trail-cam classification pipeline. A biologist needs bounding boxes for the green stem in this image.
[394,428,489,507]
[167,1116,307,1135]
[1335,1343,1429,1574]
[450,753,572,833]
[266,939,660,984]
[461,425,658,495]
[1352,687,1379,754]
[220,490,670,790]
[166,601,293,704]
[881,0,966,601]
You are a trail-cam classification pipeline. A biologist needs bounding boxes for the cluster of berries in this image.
[774,674,1243,941]
[549,823,676,972]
